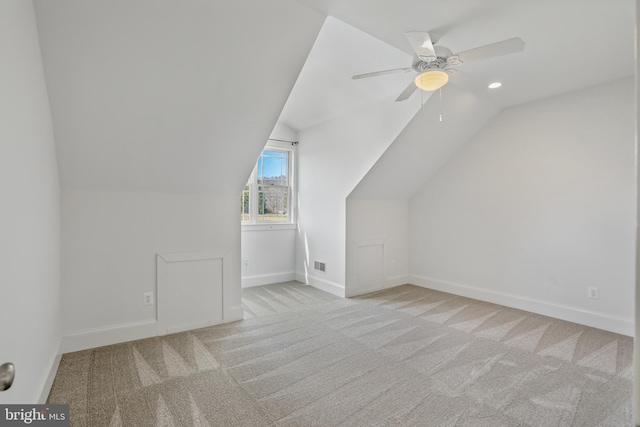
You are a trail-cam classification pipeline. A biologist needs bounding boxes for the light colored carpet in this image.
[48,282,633,426]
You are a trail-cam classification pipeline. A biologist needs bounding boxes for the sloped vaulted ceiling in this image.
[34,0,324,195]
[293,0,635,109]
[320,0,635,200]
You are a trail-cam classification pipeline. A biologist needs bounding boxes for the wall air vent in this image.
[314,261,326,273]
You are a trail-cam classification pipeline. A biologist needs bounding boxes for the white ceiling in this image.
[31,0,636,195]
[282,0,635,131]
[34,0,325,194]
[279,16,415,131]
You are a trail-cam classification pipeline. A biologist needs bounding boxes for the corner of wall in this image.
[295,271,345,298]
[38,343,63,404]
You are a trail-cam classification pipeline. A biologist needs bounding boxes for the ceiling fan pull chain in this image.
[439,88,443,122]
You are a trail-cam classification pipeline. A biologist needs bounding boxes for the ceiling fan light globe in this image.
[415,70,449,91]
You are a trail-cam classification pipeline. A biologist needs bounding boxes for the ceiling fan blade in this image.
[455,37,525,64]
[395,81,418,102]
[405,31,437,62]
[352,67,413,80]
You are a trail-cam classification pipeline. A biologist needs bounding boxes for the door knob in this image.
[0,362,15,391]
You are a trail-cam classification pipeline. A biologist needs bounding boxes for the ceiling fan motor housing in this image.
[413,45,460,74]
[352,31,524,101]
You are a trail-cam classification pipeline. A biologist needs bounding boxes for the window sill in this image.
[241,223,297,232]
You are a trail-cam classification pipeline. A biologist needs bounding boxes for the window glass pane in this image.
[257,150,287,186]
[241,146,292,225]
[240,185,249,222]
[257,186,288,222]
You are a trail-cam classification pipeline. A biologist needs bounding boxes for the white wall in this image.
[62,191,241,351]
[269,121,298,144]
[241,229,297,287]
[296,97,418,296]
[0,0,61,403]
[409,77,636,335]
[241,123,298,288]
[346,199,409,296]
[350,84,500,200]
[35,1,326,353]
[344,85,499,297]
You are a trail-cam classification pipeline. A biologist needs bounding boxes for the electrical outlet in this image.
[242,259,249,269]
[587,287,599,299]
[144,292,154,305]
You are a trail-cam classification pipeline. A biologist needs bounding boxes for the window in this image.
[241,142,295,225]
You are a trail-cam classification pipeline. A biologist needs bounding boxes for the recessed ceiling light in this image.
[488,82,502,89]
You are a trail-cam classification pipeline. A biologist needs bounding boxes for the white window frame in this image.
[241,141,296,231]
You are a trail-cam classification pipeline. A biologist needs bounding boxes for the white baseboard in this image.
[225,305,245,323]
[241,271,296,288]
[166,305,245,334]
[346,275,410,298]
[410,275,634,336]
[62,305,247,353]
[39,343,62,403]
[387,275,410,288]
[62,320,159,353]
[166,319,228,335]
[296,272,345,298]
[347,284,389,298]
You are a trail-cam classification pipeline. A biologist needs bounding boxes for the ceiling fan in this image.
[352,31,525,101]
